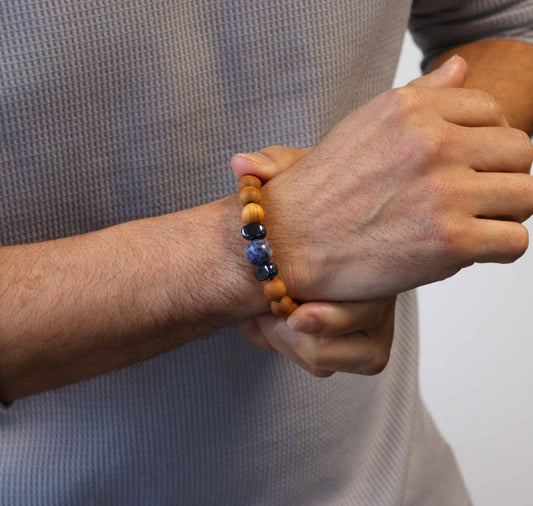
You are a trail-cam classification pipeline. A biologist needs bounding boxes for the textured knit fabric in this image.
[1,1,531,505]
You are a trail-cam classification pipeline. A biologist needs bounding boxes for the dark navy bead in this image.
[255,262,278,281]
[245,240,273,266]
[241,223,267,241]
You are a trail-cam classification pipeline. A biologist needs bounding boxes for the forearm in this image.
[428,39,533,134]
[0,194,268,401]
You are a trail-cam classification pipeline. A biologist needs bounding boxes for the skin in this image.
[1,43,532,402]
[235,40,533,378]
[232,146,396,377]
[429,40,533,134]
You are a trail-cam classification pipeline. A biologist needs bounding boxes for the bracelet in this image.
[237,174,299,318]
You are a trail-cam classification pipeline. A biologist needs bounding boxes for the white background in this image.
[393,34,533,506]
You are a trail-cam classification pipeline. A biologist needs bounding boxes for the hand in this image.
[232,146,397,377]
[251,56,533,303]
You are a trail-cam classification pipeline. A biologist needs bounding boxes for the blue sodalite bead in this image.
[241,223,266,241]
[255,262,278,281]
[245,240,273,266]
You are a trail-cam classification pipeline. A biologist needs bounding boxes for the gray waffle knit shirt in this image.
[1,1,532,504]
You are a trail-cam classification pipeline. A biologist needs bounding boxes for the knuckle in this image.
[259,145,290,164]
[517,176,533,220]
[527,178,533,214]
[256,148,275,163]
[360,349,390,376]
[424,172,456,209]
[308,367,333,378]
[433,216,471,260]
[410,126,445,163]
[478,90,501,118]
[305,351,325,369]
[384,326,395,343]
[394,126,448,176]
[271,144,296,160]
[309,306,326,330]
[261,145,301,168]
[367,300,387,328]
[381,87,420,119]
[509,225,529,261]
[515,130,533,157]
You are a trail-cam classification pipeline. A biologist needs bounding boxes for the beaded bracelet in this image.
[238,174,299,318]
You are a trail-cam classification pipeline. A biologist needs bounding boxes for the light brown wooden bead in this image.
[238,175,262,192]
[239,185,262,205]
[263,278,287,301]
[241,203,264,224]
[271,295,298,318]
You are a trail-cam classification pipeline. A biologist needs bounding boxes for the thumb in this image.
[231,145,312,182]
[408,54,467,88]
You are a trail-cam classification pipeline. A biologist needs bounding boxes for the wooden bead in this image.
[241,203,264,224]
[239,185,262,205]
[263,278,287,301]
[271,295,298,318]
[238,175,262,192]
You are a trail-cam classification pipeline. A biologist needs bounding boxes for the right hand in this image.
[258,56,533,302]
[232,147,397,378]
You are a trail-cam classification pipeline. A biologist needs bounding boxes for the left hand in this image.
[231,146,397,378]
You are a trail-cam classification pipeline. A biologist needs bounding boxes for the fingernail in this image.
[288,316,318,333]
[277,325,298,343]
[233,153,271,165]
[440,54,458,71]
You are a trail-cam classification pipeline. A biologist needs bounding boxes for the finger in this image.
[409,54,467,88]
[254,313,335,377]
[231,145,312,181]
[464,218,529,264]
[470,172,533,223]
[236,318,277,352]
[433,88,507,127]
[260,301,395,376]
[460,127,533,173]
[287,308,395,376]
[398,87,506,127]
[285,298,394,338]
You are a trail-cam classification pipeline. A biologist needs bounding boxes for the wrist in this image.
[210,193,272,321]
[159,194,270,333]
[258,175,329,302]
